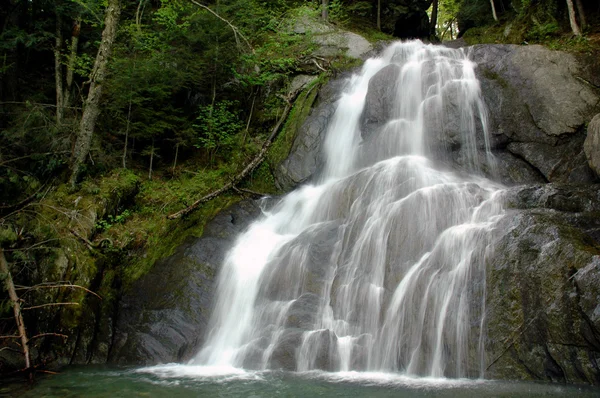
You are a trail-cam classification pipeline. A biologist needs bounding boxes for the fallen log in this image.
[0,248,31,379]
[167,93,297,220]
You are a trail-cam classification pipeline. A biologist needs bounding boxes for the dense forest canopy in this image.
[0,0,598,377]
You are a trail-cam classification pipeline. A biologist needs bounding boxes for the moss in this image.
[268,77,322,168]
[480,68,510,89]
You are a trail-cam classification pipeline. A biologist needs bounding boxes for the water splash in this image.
[192,40,505,378]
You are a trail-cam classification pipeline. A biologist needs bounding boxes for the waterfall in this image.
[192,41,505,378]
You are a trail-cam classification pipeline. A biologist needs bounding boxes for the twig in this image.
[70,229,96,251]
[189,0,254,53]
[167,91,299,220]
[29,333,69,341]
[0,334,21,339]
[312,59,327,72]
[0,182,49,211]
[0,152,70,167]
[37,370,60,375]
[15,283,101,300]
[22,302,79,311]
[0,101,82,110]
[233,187,268,197]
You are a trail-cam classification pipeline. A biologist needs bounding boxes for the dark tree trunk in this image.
[70,0,121,186]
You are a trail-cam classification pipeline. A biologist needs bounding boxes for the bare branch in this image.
[0,101,82,110]
[189,0,254,53]
[168,93,297,219]
[0,153,70,168]
[0,334,21,339]
[22,302,79,311]
[15,283,101,300]
[29,333,69,341]
[233,187,268,198]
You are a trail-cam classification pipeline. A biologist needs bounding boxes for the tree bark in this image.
[322,0,329,21]
[69,0,121,187]
[430,0,439,36]
[489,0,498,22]
[64,19,81,108]
[377,0,381,31]
[566,0,581,36]
[54,11,64,125]
[574,0,586,29]
[0,248,31,375]
[167,90,301,220]
[148,139,154,180]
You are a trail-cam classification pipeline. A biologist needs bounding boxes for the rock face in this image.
[275,42,600,385]
[486,184,600,385]
[110,42,600,387]
[584,114,600,177]
[469,44,599,184]
[109,200,261,364]
[275,75,349,190]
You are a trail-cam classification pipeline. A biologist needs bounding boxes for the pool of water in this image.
[5,365,599,397]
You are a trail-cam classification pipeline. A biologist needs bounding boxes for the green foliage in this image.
[526,20,560,41]
[194,101,243,158]
[95,209,132,232]
[328,0,350,25]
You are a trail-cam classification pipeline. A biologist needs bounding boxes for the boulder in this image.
[109,199,262,364]
[486,184,600,384]
[361,64,401,139]
[584,114,600,178]
[313,31,372,60]
[267,328,338,371]
[470,44,599,184]
[470,44,598,140]
[275,77,348,190]
[507,137,596,183]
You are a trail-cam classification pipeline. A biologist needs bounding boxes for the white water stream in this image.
[190,41,505,378]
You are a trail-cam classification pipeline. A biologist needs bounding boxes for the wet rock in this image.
[109,200,262,365]
[584,114,600,178]
[259,220,340,300]
[469,44,599,185]
[267,329,303,370]
[361,64,401,139]
[471,44,598,139]
[507,136,596,183]
[486,185,600,385]
[284,293,323,329]
[485,151,546,185]
[275,78,347,190]
[267,328,338,371]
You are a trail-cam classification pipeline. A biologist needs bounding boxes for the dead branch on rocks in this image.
[167,91,298,220]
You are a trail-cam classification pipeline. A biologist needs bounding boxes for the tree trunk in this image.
[322,0,329,21]
[0,248,31,376]
[377,0,381,31]
[54,11,64,125]
[172,143,179,175]
[64,18,81,108]
[566,0,581,36]
[167,88,304,220]
[430,0,439,36]
[574,0,586,29]
[69,0,121,187]
[148,139,154,180]
[489,0,498,22]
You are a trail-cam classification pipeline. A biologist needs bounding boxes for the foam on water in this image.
[189,40,506,379]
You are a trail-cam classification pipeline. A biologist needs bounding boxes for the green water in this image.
[3,365,599,397]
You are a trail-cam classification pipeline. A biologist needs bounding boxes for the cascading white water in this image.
[192,41,505,378]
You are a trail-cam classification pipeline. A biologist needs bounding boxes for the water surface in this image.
[11,365,599,397]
